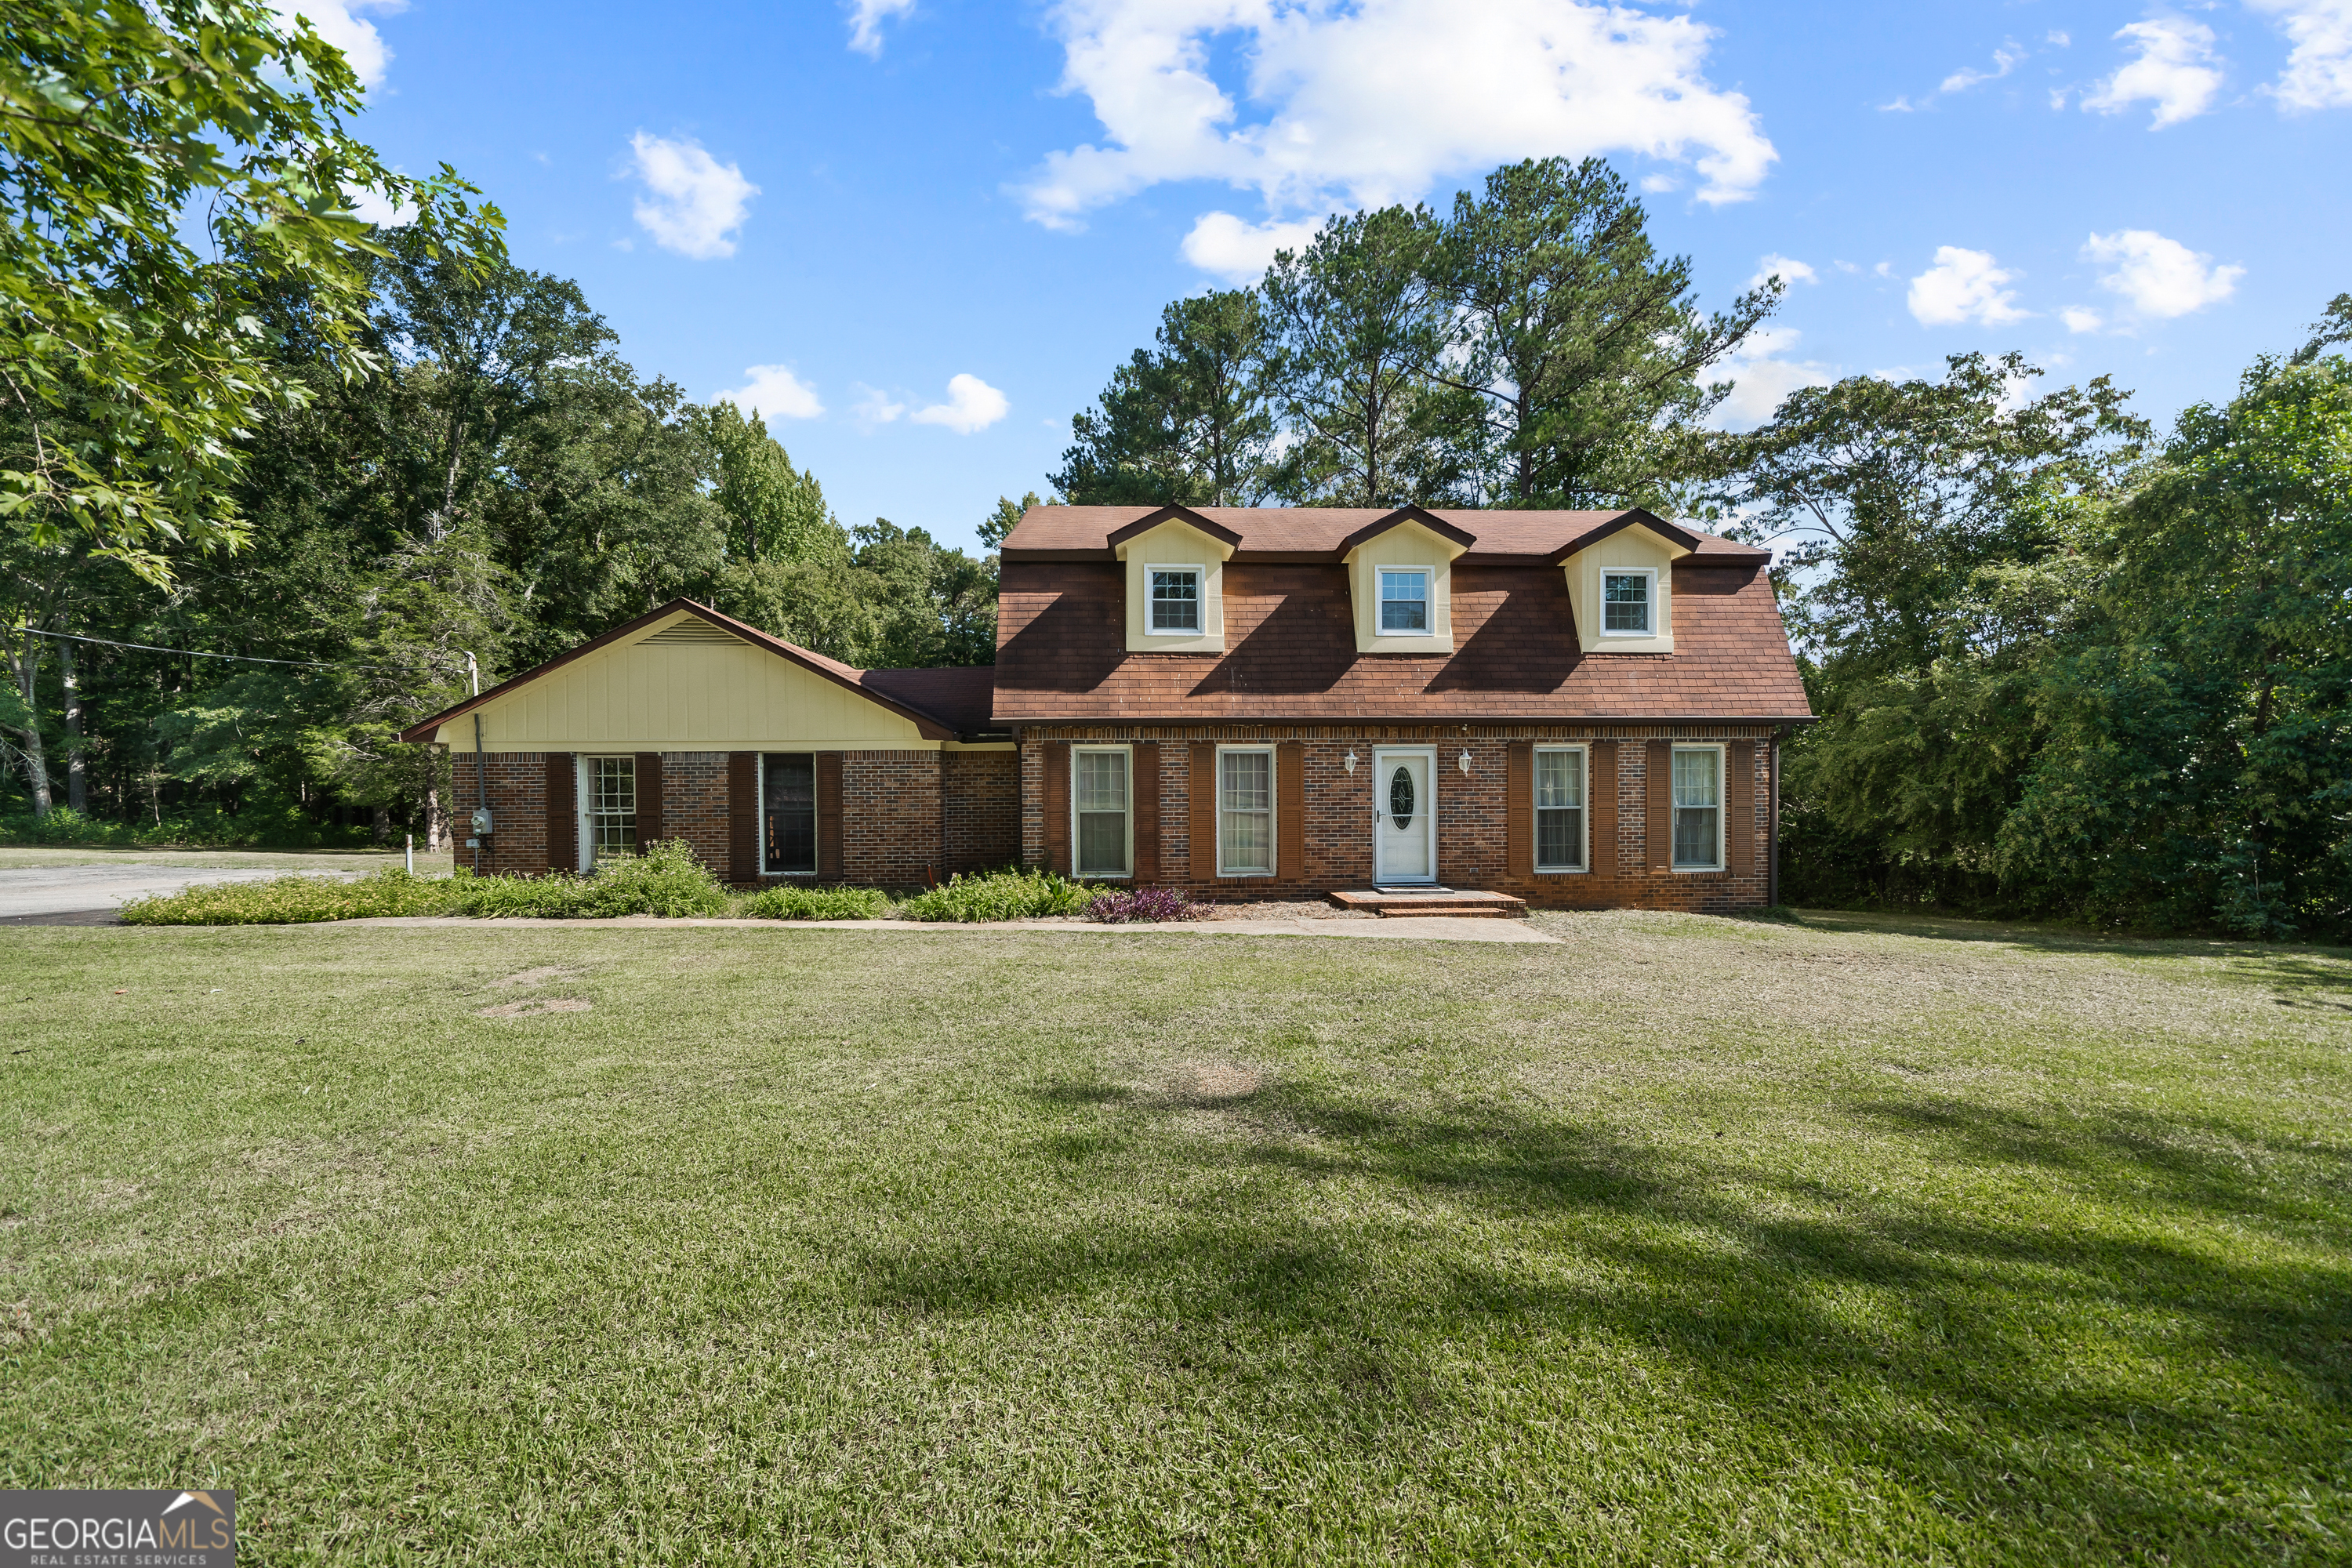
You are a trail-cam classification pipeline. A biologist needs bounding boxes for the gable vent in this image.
[638,619,742,647]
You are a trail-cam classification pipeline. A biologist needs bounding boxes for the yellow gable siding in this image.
[1563,526,1684,654]
[430,619,931,750]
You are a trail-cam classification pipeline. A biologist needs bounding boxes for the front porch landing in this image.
[1327,888,1530,919]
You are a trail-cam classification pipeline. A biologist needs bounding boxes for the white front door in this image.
[1372,749,1436,884]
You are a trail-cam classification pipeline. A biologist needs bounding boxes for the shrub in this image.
[118,841,731,924]
[2,805,376,850]
[453,840,730,919]
[895,868,1089,923]
[118,869,452,925]
[1085,886,1203,924]
[742,884,890,920]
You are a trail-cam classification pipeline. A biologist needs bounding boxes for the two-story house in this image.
[401,503,1813,909]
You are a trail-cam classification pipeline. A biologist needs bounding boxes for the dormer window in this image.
[1149,568,1201,633]
[1602,570,1654,635]
[1380,569,1432,634]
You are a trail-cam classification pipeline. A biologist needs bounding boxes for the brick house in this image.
[402,503,1811,909]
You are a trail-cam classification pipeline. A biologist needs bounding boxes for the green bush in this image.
[2,804,381,850]
[118,869,452,925]
[895,868,1089,923]
[742,884,890,920]
[449,841,729,919]
[119,841,731,924]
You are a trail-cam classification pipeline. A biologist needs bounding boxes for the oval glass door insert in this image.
[1388,765,1416,829]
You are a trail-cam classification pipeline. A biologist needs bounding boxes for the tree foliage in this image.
[0,0,483,581]
[1433,158,1777,507]
[1056,158,1773,512]
[1053,293,1272,506]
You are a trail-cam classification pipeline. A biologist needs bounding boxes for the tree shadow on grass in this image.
[1779,906,2352,967]
[840,1074,2351,1559]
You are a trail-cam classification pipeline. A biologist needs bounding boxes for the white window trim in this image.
[1142,564,1205,636]
[758,752,819,877]
[1376,565,1436,637]
[1069,743,1134,880]
[1600,567,1659,638]
[1214,744,1277,877]
[578,753,637,873]
[1532,745,1589,875]
[1668,742,1726,873]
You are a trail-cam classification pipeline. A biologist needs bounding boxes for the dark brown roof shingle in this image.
[991,558,1811,724]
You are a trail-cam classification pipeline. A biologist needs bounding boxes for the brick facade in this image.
[659,753,731,876]
[1015,724,1777,912]
[458,746,1025,890]
[943,750,1021,873]
[839,752,945,886]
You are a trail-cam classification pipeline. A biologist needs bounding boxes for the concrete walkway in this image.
[340,914,1560,943]
[0,863,358,924]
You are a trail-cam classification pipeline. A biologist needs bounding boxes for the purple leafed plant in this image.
[1085,886,1203,924]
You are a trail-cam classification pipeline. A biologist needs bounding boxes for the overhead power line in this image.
[22,627,354,670]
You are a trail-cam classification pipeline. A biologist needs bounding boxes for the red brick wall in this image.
[1017,724,1777,912]
[457,751,548,877]
[840,751,943,887]
[656,753,731,880]
[943,750,1019,873]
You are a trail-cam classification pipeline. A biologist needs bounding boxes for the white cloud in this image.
[1017,0,1778,240]
[2081,17,2225,127]
[342,183,416,226]
[2047,30,2072,49]
[1748,253,1817,290]
[851,385,907,429]
[625,132,758,260]
[717,365,824,421]
[2082,229,2245,318]
[1710,327,1833,428]
[1940,43,2026,95]
[1180,211,1324,281]
[274,0,404,89]
[2061,306,2106,333]
[1907,246,2027,327]
[910,374,1010,434]
[845,0,916,56]
[2249,0,2352,109]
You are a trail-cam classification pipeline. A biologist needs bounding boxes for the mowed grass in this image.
[2,912,2347,1565]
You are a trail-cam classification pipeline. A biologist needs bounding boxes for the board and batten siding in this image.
[419,612,934,752]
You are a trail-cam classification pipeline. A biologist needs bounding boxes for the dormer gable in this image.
[1112,506,1238,653]
[1341,507,1474,654]
[1552,509,1698,655]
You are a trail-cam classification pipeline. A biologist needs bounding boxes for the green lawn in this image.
[2,912,2347,1564]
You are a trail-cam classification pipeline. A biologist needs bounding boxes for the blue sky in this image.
[311,0,2352,554]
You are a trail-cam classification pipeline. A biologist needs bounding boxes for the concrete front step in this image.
[1327,888,1529,919]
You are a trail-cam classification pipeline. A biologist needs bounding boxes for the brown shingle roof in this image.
[1003,504,1762,562]
[991,559,1812,724]
[858,665,1001,736]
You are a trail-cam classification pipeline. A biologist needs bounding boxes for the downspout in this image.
[474,713,487,876]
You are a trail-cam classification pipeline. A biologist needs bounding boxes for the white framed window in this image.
[1217,746,1275,876]
[1671,745,1722,870]
[1072,746,1131,877]
[582,755,637,866]
[1379,568,1432,634]
[1602,569,1656,636]
[1146,567,1202,633]
[761,753,816,875]
[1534,746,1586,873]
